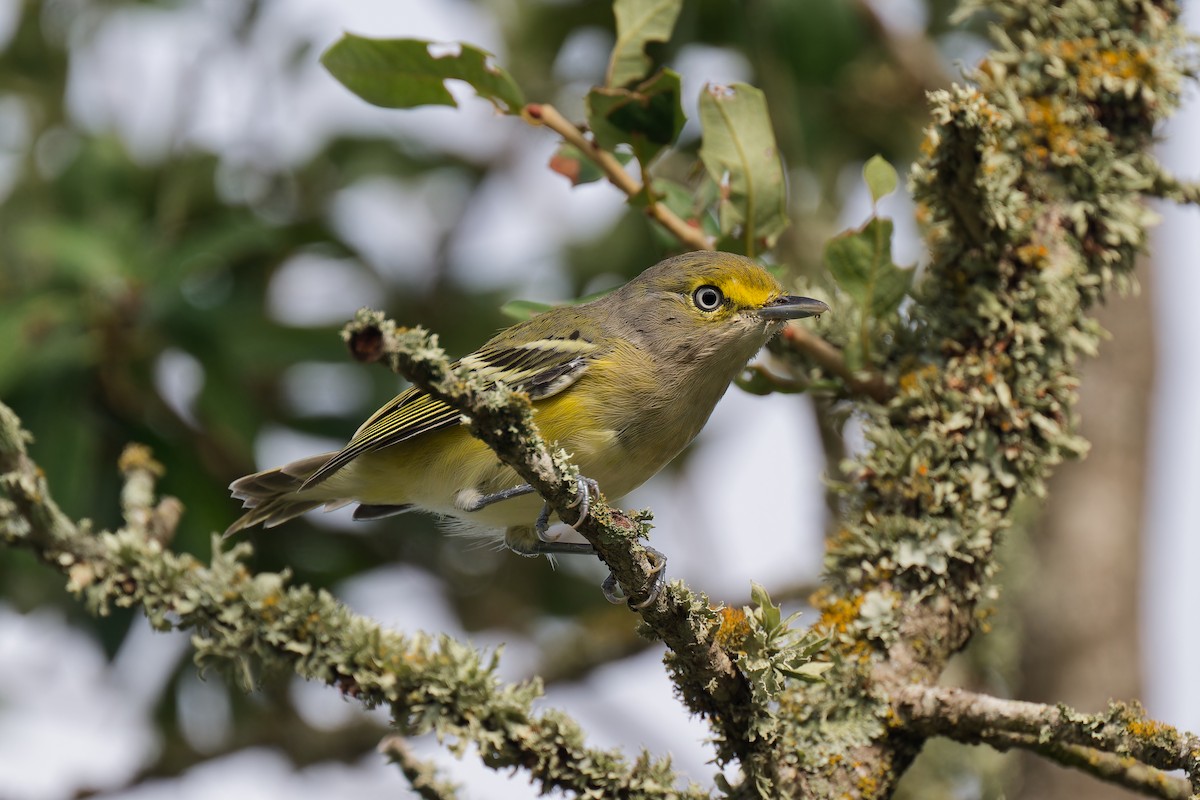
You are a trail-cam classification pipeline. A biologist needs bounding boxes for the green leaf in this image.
[863,155,898,204]
[587,68,685,166]
[606,0,684,88]
[824,217,912,317]
[321,35,525,114]
[698,83,790,255]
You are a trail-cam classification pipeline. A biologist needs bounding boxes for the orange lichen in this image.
[1016,242,1050,267]
[1127,718,1175,739]
[898,364,939,395]
[1022,96,1079,159]
[815,593,864,636]
[715,606,751,650]
[1075,46,1154,97]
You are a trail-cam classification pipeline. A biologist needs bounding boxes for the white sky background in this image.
[0,0,1196,798]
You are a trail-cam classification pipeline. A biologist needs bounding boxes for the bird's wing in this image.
[301,335,601,488]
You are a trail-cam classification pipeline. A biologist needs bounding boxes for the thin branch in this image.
[776,324,892,402]
[893,684,1200,796]
[982,731,1192,800]
[0,400,707,800]
[378,736,460,800]
[1146,166,1200,206]
[524,103,714,252]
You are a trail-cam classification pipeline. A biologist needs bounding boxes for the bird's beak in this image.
[758,295,830,320]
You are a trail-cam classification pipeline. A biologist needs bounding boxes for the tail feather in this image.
[225,452,337,537]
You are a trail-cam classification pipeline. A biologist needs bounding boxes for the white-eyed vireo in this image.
[227,251,826,595]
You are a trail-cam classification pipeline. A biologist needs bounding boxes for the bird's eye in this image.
[692,285,724,312]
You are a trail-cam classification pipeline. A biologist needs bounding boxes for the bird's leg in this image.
[460,483,536,511]
[490,476,665,606]
[600,547,668,608]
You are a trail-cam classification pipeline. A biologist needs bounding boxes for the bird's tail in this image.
[225,452,339,537]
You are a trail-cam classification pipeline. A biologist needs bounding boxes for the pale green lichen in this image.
[775,0,1192,791]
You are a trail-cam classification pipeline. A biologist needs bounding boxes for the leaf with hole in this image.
[698,83,789,254]
[606,0,684,88]
[587,68,685,166]
[321,35,525,114]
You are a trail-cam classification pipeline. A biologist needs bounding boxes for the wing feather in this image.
[301,336,600,488]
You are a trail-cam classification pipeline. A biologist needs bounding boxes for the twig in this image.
[118,444,183,545]
[524,103,714,252]
[893,684,1200,796]
[982,731,1192,800]
[778,325,892,402]
[378,736,460,800]
[1147,166,1200,206]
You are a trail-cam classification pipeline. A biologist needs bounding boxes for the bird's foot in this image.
[534,474,599,540]
[600,546,667,609]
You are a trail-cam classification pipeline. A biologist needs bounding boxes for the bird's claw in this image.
[601,547,668,608]
[534,475,599,540]
[568,476,600,530]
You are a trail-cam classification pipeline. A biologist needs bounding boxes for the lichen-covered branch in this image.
[772,0,1194,795]
[983,731,1191,800]
[0,401,706,800]
[338,313,782,778]
[378,736,461,800]
[893,684,1200,798]
[1146,161,1200,205]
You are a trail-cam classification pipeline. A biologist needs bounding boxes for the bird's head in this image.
[609,251,828,367]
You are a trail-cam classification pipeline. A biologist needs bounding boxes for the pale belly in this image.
[317,347,730,538]
[324,414,669,535]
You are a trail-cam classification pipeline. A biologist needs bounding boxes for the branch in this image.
[775,324,892,402]
[0,401,707,800]
[986,732,1192,800]
[1146,164,1200,206]
[893,684,1200,797]
[379,736,460,800]
[777,1,1193,793]
[340,312,774,774]
[524,103,714,252]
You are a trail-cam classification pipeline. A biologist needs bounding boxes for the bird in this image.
[226,251,828,602]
